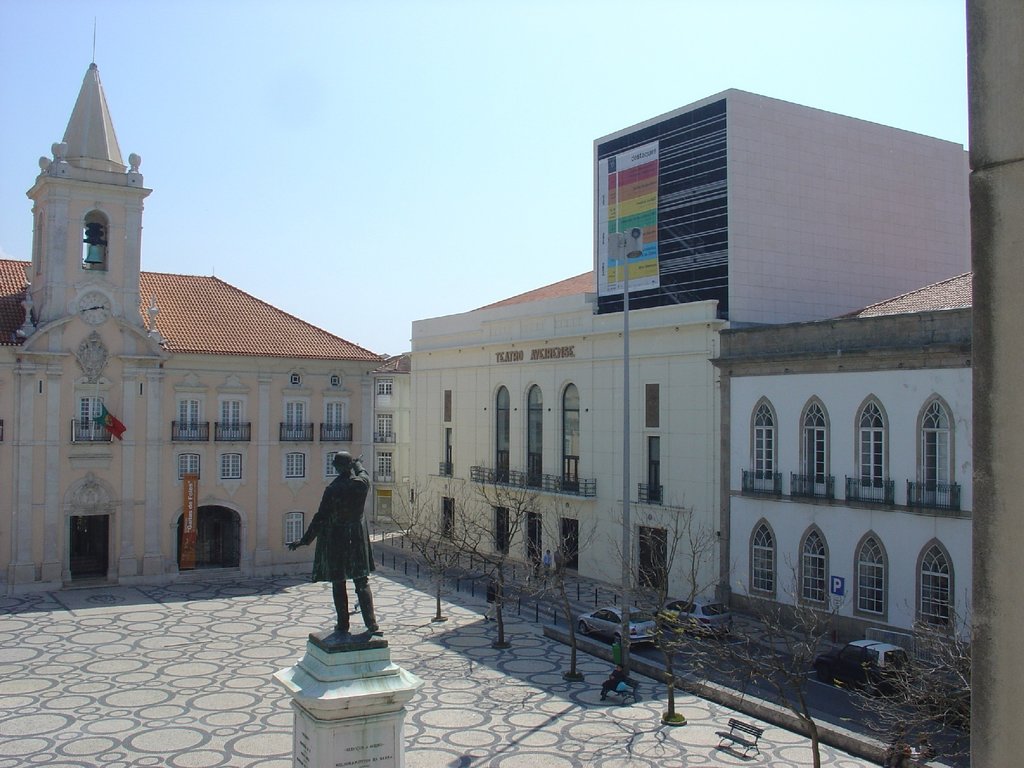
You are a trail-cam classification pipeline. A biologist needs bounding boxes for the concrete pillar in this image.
[968,1,1024,765]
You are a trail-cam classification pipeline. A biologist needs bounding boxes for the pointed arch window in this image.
[82,211,109,270]
[751,523,775,595]
[562,384,580,492]
[859,402,885,487]
[921,399,951,489]
[803,403,827,482]
[801,530,827,603]
[495,387,510,482]
[527,385,543,488]
[920,543,952,625]
[754,402,775,478]
[856,537,886,615]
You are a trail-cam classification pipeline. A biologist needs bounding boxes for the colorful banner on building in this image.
[180,474,198,570]
[597,140,661,297]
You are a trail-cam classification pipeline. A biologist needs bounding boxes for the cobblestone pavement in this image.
[0,566,881,768]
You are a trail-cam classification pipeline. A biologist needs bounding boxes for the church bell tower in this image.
[24,62,151,330]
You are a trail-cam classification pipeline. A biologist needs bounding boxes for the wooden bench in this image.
[715,717,765,756]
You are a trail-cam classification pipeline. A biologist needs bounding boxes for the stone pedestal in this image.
[275,630,422,768]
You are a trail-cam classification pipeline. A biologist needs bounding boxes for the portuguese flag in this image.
[94,403,127,440]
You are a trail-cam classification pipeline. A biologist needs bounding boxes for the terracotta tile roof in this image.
[845,272,973,318]
[0,260,381,360]
[0,260,28,344]
[478,271,594,309]
[372,353,411,374]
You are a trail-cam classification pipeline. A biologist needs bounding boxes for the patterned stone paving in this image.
[0,570,878,767]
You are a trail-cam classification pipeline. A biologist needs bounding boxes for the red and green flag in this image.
[94,403,127,440]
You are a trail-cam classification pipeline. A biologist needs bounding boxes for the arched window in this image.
[82,211,109,270]
[801,529,827,603]
[754,402,775,475]
[858,401,886,487]
[921,399,951,488]
[802,402,828,483]
[527,385,543,488]
[920,543,952,625]
[856,536,886,616]
[495,387,510,482]
[751,400,776,492]
[562,384,580,492]
[751,523,775,595]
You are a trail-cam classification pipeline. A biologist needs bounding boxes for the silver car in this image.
[577,606,657,645]
[661,597,733,637]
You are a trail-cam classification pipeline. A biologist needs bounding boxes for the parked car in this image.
[577,607,657,645]
[813,639,909,693]
[660,597,733,637]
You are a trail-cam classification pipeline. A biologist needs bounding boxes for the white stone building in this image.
[0,64,381,592]
[715,275,972,635]
[369,354,411,526]
[408,90,971,602]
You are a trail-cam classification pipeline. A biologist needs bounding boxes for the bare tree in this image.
[624,503,718,724]
[856,609,971,765]
[529,501,595,681]
[692,575,841,768]
[387,479,478,623]
[464,480,539,648]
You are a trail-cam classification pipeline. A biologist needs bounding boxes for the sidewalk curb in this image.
[543,625,890,766]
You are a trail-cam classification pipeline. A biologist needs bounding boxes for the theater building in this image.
[0,64,381,593]
[409,90,970,599]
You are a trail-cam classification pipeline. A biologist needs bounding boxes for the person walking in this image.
[485,577,499,621]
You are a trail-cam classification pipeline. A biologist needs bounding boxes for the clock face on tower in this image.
[77,291,111,325]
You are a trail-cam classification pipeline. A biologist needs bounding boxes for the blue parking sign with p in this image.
[830,576,845,596]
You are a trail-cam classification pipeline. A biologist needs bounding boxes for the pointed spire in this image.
[62,63,125,173]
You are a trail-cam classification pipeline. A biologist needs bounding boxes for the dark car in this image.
[813,639,908,693]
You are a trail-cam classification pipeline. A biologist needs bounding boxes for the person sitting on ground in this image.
[600,665,631,700]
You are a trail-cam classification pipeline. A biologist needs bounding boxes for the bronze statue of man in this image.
[288,451,379,636]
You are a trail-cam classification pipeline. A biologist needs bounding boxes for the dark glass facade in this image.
[596,99,728,317]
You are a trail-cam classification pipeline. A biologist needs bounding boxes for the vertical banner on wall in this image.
[597,140,661,297]
[180,474,198,570]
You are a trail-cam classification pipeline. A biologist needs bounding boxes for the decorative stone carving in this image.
[76,331,109,383]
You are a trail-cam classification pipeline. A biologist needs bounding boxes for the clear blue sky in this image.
[0,1,968,356]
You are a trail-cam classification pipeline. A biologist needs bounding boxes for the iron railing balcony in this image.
[438,461,453,477]
[374,431,396,443]
[469,464,596,497]
[72,419,112,443]
[375,473,394,483]
[907,480,961,512]
[320,423,353,442]
[214,422,251,442]
[742,469,782,495]
[790,472,835,500]
[171,421,209,442]
[280,422,314,442]
[638,483,663,504]
[845,476,895,505]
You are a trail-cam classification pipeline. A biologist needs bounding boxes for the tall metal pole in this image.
[613,226,642,671]
[620,232,632,671]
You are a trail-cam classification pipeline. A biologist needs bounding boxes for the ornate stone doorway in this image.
[69,514,109,579]
[177,505,240,569]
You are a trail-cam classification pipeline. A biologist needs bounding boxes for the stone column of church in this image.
[9,364,38,585]
[142,368,164,576]
[118,371,138,578]
[40,370,63,583]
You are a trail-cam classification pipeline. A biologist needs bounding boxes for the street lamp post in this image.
[611,227,644,670]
